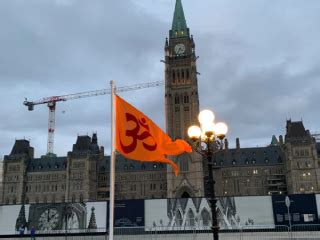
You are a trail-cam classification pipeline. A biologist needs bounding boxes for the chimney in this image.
[236,138,240,150]
[224,139,229,151]
[279,135,283,144]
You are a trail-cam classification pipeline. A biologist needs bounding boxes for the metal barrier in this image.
[291,224,320,239]
[240,225,290,240]
[2,224,320,240]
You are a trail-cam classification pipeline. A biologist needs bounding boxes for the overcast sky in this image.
[0,0,319,158]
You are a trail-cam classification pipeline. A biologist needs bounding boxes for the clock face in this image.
[175,43,186,55]
[38,208,60,230]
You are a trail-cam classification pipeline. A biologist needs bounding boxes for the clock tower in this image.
[165,0,204,198]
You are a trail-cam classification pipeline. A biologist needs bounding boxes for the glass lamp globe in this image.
[201,122,215,138]
[215,122,228,139]
[198,110,215,125]
[188,125,201,140]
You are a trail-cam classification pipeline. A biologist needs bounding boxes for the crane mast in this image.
[23,80,164,156]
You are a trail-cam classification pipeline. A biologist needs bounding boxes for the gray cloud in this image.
[1,0,320,157]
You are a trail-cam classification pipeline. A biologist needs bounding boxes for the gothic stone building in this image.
[1,0,320,205]
[1,133,167,205]
[1,120,320,205]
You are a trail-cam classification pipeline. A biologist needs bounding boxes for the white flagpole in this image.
[108,80,116,240]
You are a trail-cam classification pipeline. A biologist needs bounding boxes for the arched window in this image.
[80,194,84,202]
[25,197,29,204]
[182,70,185,79]
[175,210,183,227]
[13,198,17,205]
[186,209,195,227]
[186,69,190,79]
[201,209,211,227]
[72,195,75,203]
[172,70,176,81]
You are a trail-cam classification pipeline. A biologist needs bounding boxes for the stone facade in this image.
[284,120,320,194]
[164,0,203,199]
[1,134,168,205]
[1,120,320,205]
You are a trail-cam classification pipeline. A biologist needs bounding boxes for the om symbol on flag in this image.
[119,113,157,154]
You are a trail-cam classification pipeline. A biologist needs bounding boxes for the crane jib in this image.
[22,80,164,155]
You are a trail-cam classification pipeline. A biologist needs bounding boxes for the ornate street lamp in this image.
[188,109,228,240]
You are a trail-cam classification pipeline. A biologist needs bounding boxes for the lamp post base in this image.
[211,225,219,240]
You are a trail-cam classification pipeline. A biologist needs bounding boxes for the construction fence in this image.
[1,224,320,240]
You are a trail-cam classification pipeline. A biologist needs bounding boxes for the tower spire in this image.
[171,0,189,38]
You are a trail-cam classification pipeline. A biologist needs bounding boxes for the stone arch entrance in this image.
[176,186,194,198]
[181,192,191,198]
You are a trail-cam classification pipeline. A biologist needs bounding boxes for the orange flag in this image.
[115,95,192,176]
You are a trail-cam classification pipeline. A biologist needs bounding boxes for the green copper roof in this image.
[271,135,279,145]
[171,0,188,38]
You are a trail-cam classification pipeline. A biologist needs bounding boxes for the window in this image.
[175,211,183,227]
[201,209,211,227]
[180,158,189,172]
[186,69,190,79]
[186,209,195,227]
[175,95,180,104]
[183,94,189,103]
[305,149,310,156]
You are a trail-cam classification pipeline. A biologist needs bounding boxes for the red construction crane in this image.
[23,81,164,156]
